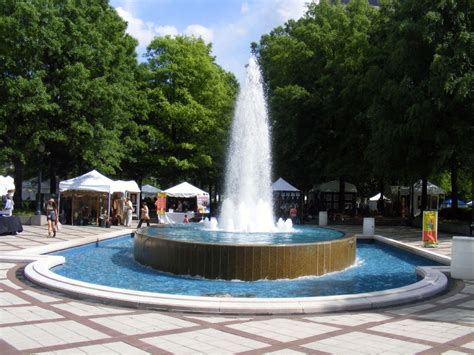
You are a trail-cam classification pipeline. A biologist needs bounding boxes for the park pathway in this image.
[0,224,472,354]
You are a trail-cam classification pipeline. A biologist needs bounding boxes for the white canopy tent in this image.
[142,184,161,198]
[272,177,300,196]
[369,193,390,201]
[112,180,141,194]
[0,175,15,196]
[164,182,209,198]
[368,193,391,211]
[59,170,115,225]
[58,170,140,225]
[163,182,209,223]
[413,180,445,195]
[316,180,358,193]
[412,180,446,216]
[59,170,115,193]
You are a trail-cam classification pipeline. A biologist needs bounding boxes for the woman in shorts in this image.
[46,198,58,238]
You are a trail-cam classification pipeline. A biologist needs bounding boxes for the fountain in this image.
[219,56,276,232]
[134,57,356,281]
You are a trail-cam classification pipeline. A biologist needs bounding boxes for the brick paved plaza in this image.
[0,224,473,354]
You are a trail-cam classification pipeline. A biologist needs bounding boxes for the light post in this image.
[35,143,45,215]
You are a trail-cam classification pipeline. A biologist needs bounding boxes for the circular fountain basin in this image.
[134,226,356,281]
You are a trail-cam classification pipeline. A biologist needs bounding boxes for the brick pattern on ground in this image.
[0,224,473,354]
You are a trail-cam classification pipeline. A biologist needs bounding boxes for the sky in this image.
[110,0,314,83]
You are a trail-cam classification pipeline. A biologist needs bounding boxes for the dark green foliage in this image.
[255,0,377,191]
[141,36,238,187]
[0,0,141,193]
[439,207,472,222]
[255,0,473,209]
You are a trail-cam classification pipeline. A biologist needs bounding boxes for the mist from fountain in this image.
[211,56,292,233]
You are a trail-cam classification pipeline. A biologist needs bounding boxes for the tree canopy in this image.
[0,0,237,204]
[140,36,238,187]
[254,0,473,207]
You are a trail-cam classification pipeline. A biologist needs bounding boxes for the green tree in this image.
[142,35,238,190]
[255,0,377,209]
[367,0,473,214]
[0,0,141,203]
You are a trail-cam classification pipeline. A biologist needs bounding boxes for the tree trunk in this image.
[471,170,474,223]
[299,189,305,225]
[339,178,345,212]
[421,177,428,215]
[49,164,57,196]
[450,159,458,209]
[378,180,385,215]
[13,159,24,207]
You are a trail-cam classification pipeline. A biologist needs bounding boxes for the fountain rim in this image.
[136,225,349,247]
[12,229,451,315]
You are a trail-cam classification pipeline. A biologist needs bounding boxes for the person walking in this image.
[290,205,298,224]
[46,198,58,238]
[137,202,150,228]
[124,197,133,227]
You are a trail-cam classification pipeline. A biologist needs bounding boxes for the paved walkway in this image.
[0,224,473,354]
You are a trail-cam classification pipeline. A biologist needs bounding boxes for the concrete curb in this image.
[3,232,451,315]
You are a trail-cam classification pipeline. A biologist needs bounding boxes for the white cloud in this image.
[155,25,179,37]
[241,2,249,14]
[184,24,214,43]
[116,6,155,47]
[113,0,314,82]
[275,0,309,22]
[115,6,214,48]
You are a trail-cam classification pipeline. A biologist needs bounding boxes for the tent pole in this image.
[107,193,111,221]
[71,194,74,225]
[97,194,99,225]
[57,191,61,222]
[137,193,140,222]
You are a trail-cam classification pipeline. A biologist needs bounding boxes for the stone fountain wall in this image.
[134,232,356,281]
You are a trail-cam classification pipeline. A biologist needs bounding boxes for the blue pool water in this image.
[142,224,344,244]
[51,227,441,298]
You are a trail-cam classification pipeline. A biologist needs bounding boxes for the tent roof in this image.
[0,175,15,195]
[112,180,141,193]
[369,193,390,201]
[164,182,209,198]
[413,180,445,195]
[59,170,115,193]
[441,199,467,206]
[316,180,357,193]
[142,184,161,194]
[272,178,300,192]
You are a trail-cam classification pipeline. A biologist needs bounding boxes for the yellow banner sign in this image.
[422,211,438,248]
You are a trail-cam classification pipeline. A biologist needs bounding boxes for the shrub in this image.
[439,207,472,222]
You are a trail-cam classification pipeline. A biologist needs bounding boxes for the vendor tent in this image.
[142,184,161,198]
[272,178,300,196]
[440,199,468,209]
[164,182,209,215]
[164,182,208,198]
[0,175,15,196]
[413,180,445,195]
[368,193,391,211]
[59,170,115,193]
[369,193,390,201]
[59,170,115,225]
[412,180,446,216]
[312,180,358,211]
[316,180,357,193]
[112,180,141,194]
